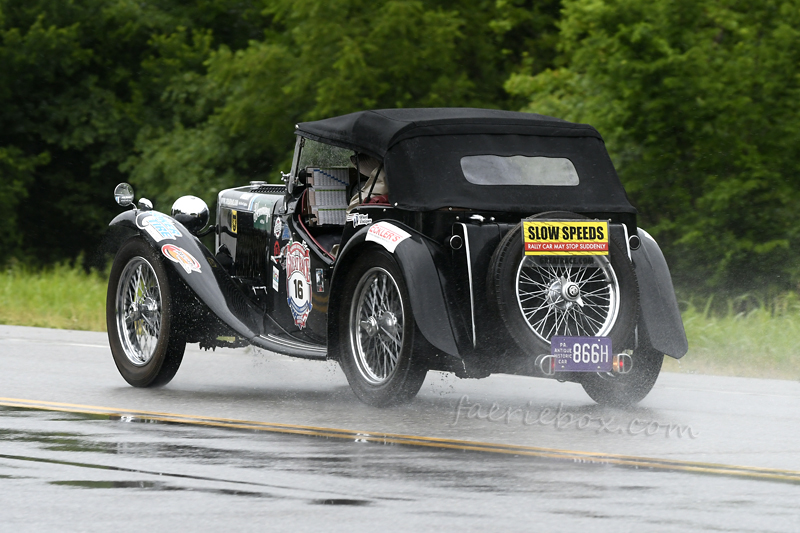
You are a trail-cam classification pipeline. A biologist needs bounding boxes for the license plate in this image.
[551,336,612,372]
[522,220,609,256]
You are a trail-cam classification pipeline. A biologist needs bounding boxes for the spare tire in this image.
[487,212,638,359]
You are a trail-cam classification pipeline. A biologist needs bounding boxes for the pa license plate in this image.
[551,336,612,372]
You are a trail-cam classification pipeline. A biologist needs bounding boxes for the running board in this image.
[251,334,328,360]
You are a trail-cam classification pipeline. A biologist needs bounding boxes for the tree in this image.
[126,0,563,210]
[1,0,562,266]
[507,0,800,293]
[0,0,270,265]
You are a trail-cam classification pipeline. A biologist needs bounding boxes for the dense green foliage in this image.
[507,0,800,293]
[2,0,799,294]
[0,0,273,264]
[126,0,560,208]
[0,0,559,266]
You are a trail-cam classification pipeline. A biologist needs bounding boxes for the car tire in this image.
[337,247,427,407]
[107,238,186,387]
[487,211,639,365]
[580,345,663,407]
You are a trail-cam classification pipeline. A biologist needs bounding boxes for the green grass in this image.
[0,263,798,380]
[0,262,107,332]
[663,296,800,380]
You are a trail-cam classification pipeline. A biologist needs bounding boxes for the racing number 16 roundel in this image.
[285,242,311,328]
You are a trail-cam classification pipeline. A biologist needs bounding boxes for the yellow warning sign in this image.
[522,220,609,255]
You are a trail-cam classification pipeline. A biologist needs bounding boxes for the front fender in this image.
[331,222,460,357]
[109,209,263,340]
[632,228,688,359]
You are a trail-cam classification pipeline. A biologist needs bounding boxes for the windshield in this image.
[297,138,354,170]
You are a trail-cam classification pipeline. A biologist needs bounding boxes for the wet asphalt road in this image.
[1,325,799,531]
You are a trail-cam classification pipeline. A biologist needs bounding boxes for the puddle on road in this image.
[50,479,271,498]
[52,480,164,489]
[310,498,372,506]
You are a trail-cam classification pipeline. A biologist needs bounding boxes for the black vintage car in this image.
[106,108,687,407]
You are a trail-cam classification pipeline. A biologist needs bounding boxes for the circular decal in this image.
[284,242,311,328]
[161,244,201,274]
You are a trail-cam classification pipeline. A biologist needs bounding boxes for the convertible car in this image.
[106,108,688,407]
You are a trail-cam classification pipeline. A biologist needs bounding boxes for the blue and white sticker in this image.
[272,265,280,292]
[346,213,372,227]
[137,212,182,242]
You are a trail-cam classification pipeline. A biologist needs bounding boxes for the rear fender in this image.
[109,209,263,340]
[330,222,460,357]
[632,228,688,358]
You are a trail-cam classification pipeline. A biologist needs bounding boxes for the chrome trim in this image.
[254,334,327,359]
[457,223,477,346]
[621,222,631,260]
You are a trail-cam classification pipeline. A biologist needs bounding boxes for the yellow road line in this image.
[2,397,799,484]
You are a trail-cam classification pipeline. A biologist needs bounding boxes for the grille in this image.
[250,185,285,194]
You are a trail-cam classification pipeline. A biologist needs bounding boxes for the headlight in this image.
[171,195,209,235]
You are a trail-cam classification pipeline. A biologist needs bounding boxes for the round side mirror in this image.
[114,183,134,207]
[171,195,209,235]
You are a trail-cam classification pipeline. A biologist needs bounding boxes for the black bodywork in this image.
[109,108,687,384]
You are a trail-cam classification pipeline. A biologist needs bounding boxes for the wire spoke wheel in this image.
[488,213,652,405]
[337,248,427,407]
[351,267,405,385]
[107,238,186,388]
[116,257,162,366]
[516,257,620,342]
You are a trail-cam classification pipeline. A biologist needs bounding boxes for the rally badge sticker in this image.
[315,268,325,293]
[272,265,280,292]
[522,220,609,256]
[285,242,312,328]
[136,212,182,242]
[272,240,282,264]
[273,217,283,238]
[161,244,201,274]
[346,213,372,227]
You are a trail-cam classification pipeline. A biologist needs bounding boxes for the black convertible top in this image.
[295,108,635,214]
[296,108,602,158]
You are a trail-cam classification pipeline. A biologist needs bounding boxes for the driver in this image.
[347,154,387,213]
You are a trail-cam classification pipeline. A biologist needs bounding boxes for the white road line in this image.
[0,338,107,349]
